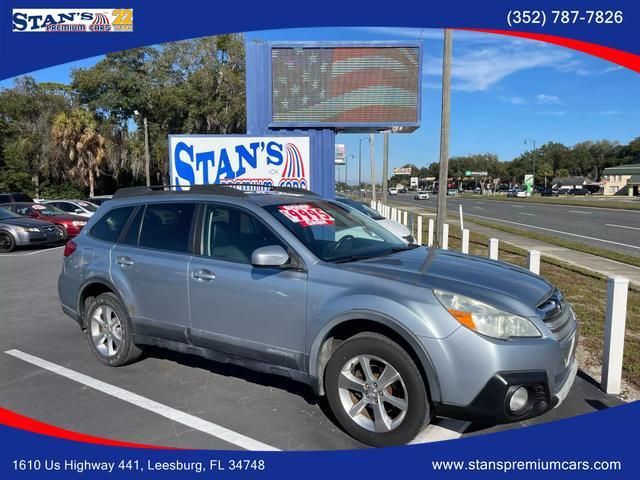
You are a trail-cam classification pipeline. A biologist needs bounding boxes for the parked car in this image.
[567,188,591,196]
[0,207,64,252]
[88,195,113,206]
[507,189,527,198]
[388,187,398,196]
[334,196,414,243]
[539,187,558,197]
[0,192,34,203]
[397,187,407,194]
[447,189,458,196]
[59,185,577,447]
[0,202,88,239]
[414,190,429,200]
[42,199,99,218]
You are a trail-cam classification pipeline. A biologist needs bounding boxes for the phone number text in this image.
[507,10,623,28]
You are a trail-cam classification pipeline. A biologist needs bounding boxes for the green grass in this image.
[458,193,640,211]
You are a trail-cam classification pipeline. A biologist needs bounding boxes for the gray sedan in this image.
[0,207,64,252]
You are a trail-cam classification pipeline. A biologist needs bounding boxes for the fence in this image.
[372,200,631,396]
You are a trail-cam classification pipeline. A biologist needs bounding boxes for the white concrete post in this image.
[441,223,449,250]
[403,210,408,226]
[385,205,390,218]
[428,218,434,247]
[528,250,541,275]
[602,276,629,395]
[458,204,464,231]
[391,207,396,221]
[461,229,469,254]
[489,238,499,260]
[417,216,423,245]
[370,200,375,209]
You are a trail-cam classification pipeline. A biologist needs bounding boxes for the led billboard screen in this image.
[271,45,420,131]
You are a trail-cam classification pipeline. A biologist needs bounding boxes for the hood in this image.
[376,218,411,240]
[45,213,87,222]
[0,217,53,228]
[339,247,553,317]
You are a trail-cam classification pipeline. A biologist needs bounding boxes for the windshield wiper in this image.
[391,244,419,252]
[332,255,374,264]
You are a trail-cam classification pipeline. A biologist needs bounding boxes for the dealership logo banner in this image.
[169,135,311,190]
[12,9,133,32]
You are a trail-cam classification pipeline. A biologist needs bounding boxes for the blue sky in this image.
[2,27,638,184]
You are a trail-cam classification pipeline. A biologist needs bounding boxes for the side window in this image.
[0,196,10,203]
[59,202,75,213]
[90,206,135,243]
[138,203,196,253]
[202,204,285,263]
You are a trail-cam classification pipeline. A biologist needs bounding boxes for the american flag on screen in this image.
[271,47,419,124]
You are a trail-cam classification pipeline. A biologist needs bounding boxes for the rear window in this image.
[138,203,196,253]
[90,206,135,243]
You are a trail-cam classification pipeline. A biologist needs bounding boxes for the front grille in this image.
[538,290,574,342]
[42,226,57,233]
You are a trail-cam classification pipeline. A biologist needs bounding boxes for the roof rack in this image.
[112,184,320,200]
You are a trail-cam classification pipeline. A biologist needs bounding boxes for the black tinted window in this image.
[202,205,284,263]
[139,203,195,253]
[90,207,134,243]
[0,196,10,203]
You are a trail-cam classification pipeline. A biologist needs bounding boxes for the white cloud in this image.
[534,111,566,116]
[499,95,527,105]
[536,94,562,104]
[422,43,573,92]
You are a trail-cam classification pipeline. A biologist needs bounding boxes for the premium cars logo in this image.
[12,9,133,32]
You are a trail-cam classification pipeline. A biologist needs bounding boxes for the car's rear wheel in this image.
[324,332,430,447]
[0,231,16,253]
[85,293,142,367]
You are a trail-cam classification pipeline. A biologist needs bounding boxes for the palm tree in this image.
[52,109,106,197]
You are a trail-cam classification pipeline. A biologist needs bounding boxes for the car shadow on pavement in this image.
[139,346,344,429]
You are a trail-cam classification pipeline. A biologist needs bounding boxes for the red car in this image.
[0,202,88,239]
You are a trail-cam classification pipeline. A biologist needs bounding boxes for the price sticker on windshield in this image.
[278,204,335,227]
[32,204,46,210]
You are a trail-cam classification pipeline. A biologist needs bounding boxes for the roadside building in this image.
[602,164,640,196]
[551,176,590,192]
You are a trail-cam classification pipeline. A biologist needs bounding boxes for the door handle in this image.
[192,269,216,281]
[116,256,135,267]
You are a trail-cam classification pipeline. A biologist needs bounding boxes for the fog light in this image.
[509,386,529,413]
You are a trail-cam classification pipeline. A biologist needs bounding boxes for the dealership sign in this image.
[393,167,412,175]
[12,9,133,32]
[169,135,311,190]
[335,144,346,165]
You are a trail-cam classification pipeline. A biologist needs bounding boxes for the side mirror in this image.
[251,245,290,268]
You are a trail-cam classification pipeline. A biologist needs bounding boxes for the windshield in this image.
[75,201,98,212]
[14,204,65,217]
[0,207,20,220]
[265,200,411,263]
[335,198,384,220]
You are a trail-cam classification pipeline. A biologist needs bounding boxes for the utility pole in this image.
[383,131,389,204]
[436,29,452,246]
[524,138,536,189]
[370,134,376,202]
[143,117,151,187]
[358,137,364,198]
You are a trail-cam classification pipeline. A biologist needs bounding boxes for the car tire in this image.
[55,224,68,241]
[85,293,142,367]
[324,332,430,447]
[0,231,16,253]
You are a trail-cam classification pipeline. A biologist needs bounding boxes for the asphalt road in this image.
[0,246,624,450]
[391,194,640,257]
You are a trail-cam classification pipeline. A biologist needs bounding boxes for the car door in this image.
[188,203,308,371]
[110,202,196,343]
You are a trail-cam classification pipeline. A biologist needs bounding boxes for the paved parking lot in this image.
[0,246,624,450]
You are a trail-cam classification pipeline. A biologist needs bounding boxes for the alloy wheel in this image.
[90,305,123,357]
[337,354,408,432]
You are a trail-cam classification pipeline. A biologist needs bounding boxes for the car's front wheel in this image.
[0,231,16,253]
[85,293,142,367]
[325,332,430,447]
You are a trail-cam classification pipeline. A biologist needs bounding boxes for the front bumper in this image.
[14,228,64,246]
[422,310,579,424]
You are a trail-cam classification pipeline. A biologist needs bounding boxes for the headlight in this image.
[72,221,86,227]
[15,226,40,233]
[434,290,541,340]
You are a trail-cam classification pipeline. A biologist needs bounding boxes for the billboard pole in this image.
[383,131,389,204]
[370,134,376,202]
[436,30,452,247]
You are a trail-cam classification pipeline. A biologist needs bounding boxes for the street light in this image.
[524,138,536,190]
[358,136,368,197]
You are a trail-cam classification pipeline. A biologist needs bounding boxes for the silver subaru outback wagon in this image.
[58,185,578,447]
